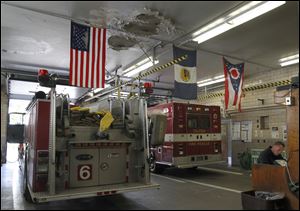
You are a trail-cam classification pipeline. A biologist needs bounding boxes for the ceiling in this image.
[8,79,88,102]
[1,1,299,101]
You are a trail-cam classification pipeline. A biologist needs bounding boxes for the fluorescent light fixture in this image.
[227,1,262,18]
[193,1,285,44]
[123,57,159,77]
[197,74,224,83]
[197,78,225,87]
[279,54,299,62]
[192,18,225,37]
[197,75,225,87]
[213,75,224,79]
[279,54,299,67]
[229,1,285,25]
[280,59,299,67]
[198,78,213,83]
[193,23,234,44]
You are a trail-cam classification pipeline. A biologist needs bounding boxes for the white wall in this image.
[1,90,8,163]
[198,65,298,165]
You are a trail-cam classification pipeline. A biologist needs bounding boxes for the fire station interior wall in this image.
[1,75,8,163]
[198,66,299,166]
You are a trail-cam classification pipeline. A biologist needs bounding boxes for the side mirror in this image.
[149,114,167,146]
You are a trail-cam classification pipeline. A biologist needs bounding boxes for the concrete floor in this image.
[1,160,252,210]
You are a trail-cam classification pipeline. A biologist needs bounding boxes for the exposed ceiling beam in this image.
[2,68,70,86]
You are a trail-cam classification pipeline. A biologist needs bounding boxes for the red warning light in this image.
[39,69,49,76]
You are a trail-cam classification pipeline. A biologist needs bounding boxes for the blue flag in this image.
[173,46,197,99]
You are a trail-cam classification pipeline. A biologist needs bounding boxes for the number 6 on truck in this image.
[78,165,92,180]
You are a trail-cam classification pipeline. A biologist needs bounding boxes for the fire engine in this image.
[21,70,166,203]
[148,102,223,173]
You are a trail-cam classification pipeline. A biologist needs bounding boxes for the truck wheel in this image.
[149,156,157,173]
[187,166,198,171]
[149,155,165,174]
[155,165,165,174]
[23,185,33,203]
[22,149,33,203]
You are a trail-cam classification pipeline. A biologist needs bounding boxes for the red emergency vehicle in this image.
[148,102,223,173]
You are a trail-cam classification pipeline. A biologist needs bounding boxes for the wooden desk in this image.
[287,88,299,183]
[252,164,299,210]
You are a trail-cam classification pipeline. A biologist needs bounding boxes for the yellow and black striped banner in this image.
[117,55,188,89]
[198,92,224,100]
[242,79,290,91]
[198,79,291,101]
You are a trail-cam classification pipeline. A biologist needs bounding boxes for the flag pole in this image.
[84,54,188,103]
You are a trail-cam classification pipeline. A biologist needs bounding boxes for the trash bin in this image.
[241,190,286,210]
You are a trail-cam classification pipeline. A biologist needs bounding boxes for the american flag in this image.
[70,22,106,88]
[223,57,245,111]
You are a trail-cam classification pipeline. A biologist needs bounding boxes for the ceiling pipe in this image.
[106,75,173,85]
[1,68,70,87]
[82,55,188,103]
[2,61,70,75]
[227,104,285,114]
[1,68,68,79]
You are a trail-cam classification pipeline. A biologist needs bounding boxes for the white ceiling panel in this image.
[1,1,298,101]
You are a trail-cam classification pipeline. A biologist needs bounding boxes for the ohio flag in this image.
[223,57,245,111]
[173,46,197,99]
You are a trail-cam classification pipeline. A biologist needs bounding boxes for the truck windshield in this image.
[187,114,211,130]
[198,114,211,129]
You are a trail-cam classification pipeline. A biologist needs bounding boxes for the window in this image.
[9,113,24,125]
[187,114,211,130]
[8,99,30,113]
[198,114,211,130]
[187,116,198,129]
[260,116,269,129]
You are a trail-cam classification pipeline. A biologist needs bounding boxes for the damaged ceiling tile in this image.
[123,22,158,36]
[87,7,178,51]
[122,8,176,37]
[108,35,138,51]
[136,13,161,25]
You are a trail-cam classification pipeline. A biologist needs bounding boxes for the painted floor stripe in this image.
[151,174,186,183]
[197,167,243,175]
[183,179,242,193]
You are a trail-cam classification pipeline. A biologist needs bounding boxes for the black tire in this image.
[187,166,198,171]
[156,165,166,174]
[23,185,33,203]
[23,148,33,203]
[149,154,165,174]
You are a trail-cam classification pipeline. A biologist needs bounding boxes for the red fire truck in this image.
[148,102,223,173]
[21,70,168,203]
[22,95,165,203]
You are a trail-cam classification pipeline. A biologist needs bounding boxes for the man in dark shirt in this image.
[257,141,286,165]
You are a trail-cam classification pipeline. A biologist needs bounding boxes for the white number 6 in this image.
[79,165,91,180]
